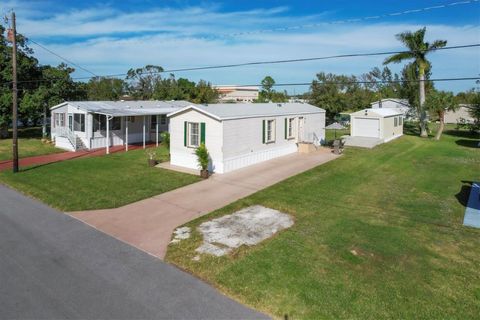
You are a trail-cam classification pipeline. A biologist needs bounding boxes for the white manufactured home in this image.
[168,103,326,174]
[50,101,191,152]
[350,108,403,142]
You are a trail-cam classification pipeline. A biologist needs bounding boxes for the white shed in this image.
[168,103,326,174]
[350,108,403,142]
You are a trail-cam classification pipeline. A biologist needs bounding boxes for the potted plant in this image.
[146,149,157,167]
[195,143,210,179]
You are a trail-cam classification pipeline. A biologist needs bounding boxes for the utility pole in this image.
[9,12,19,173]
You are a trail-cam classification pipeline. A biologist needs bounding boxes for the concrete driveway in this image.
[0,184,266,319]
[71,149,339,259]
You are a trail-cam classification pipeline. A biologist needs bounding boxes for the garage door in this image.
[353,118,380,138]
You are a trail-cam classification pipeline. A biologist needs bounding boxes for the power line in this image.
[218,77,480,88]
[219,0,480,37]
[4,43,480,86]
[3,76,479,92]
[27,38,99,77]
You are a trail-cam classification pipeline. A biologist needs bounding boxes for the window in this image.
[188,122,200,147]
[160,114,167,125]
[54,113,65,127]
[394,117,398,127]
[111,117,121,130]
[73,114,85,132]
[399,117,403,126]
[151,116,157,130]
[93,115,121,131]
[93,114,106,131]
[288,118,295,139]
[266,119,275,143]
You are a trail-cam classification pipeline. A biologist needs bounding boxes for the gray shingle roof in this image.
[168,103,325,120]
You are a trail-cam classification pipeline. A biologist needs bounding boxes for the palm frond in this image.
[429,40,448,50]
[383,51,415,65]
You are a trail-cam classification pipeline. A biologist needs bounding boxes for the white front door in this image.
[298,117,305,142]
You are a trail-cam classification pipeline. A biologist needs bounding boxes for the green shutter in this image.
[284,118,287,139]
[184,121,187,146]
[262,120,266,144]
[200,122,206,144]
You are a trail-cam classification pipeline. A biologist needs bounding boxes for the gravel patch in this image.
[195,205,294,257]
[170,226,191,244]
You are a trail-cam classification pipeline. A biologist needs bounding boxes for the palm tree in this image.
[384,27,447,137]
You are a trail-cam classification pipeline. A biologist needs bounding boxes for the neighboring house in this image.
[50,100,191,152]
[214,86,259,103]
[444,105,474,124]
[370,98,411,118]
[168,103,326,174]
[349,108,404,143]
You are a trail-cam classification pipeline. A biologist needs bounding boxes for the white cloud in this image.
[2,2,478,93]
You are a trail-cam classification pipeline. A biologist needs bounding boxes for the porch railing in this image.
[56,126,77,151]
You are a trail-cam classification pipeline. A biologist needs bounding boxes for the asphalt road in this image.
[0,184,267,319]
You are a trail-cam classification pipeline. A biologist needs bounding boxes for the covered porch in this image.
[90,111,168,154]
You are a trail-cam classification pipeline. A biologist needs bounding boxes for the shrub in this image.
[160,131,170,150]
[195,143,210,171]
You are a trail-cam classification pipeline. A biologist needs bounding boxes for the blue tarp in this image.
[463,182,480,228]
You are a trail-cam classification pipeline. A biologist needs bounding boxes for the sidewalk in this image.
[70,148,340,259]
[0,144,154,171]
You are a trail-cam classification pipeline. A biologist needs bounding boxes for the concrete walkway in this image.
[0,143,155,171]
[71,148,339,259]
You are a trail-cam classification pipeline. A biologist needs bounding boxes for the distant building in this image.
[214,86,259,103]
[444,105,474,124]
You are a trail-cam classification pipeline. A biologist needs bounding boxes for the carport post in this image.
[156,115,159,147]
[106,115,110,154]
[125,116,129,152]
[143,116,146,149]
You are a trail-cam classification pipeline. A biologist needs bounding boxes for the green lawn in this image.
[0,145,201,211]
[0,127,63,161]
[166,127,480,319]
[325,128,350,143]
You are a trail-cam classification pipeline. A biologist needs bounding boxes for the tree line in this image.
[0,24,218,137]
[1,23,478,139]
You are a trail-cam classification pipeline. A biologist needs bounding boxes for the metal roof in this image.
[51,100,193,117]
[350,108,403,118]
[168,103,325,120]
[325,122,346,130]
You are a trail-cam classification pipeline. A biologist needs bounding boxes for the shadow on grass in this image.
[456,181,473,208]
[456,139,480,148]
[403,122,420,136]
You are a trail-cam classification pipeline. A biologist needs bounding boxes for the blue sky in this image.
[2,0,480,93]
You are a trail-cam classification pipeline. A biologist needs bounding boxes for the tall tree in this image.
[86,77,125,101]
[191,80,219,104]
[384,27,447,137]
[466,92,480,131]
[257,76,287,103]
[125,65,163,99]
[0,24,40,137]
[424,90,458,140]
